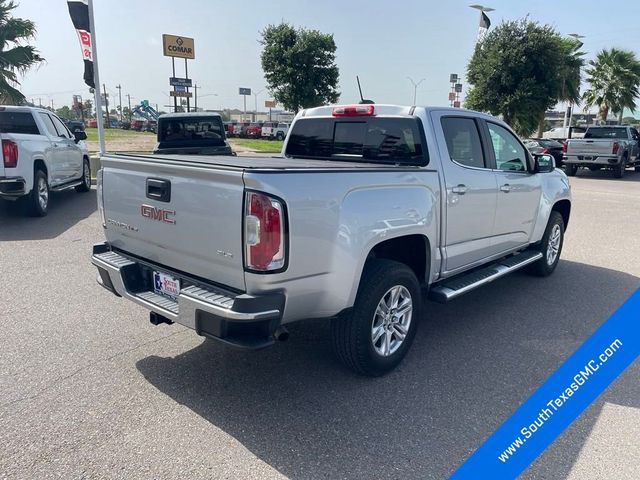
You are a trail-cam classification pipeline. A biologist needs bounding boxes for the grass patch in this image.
[84,128,155,142]
[230,138,283,153]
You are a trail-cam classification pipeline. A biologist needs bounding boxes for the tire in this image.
[331,259,421,376]
[526,211,565,277]
[27,169,49,217]
[276,132,285,141]
[565,163,577,176]
[75,157,91,192]
[613,157,626,178]
[635,165,640,172]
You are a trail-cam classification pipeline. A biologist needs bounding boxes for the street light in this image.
[253,89,265,114]
[407,77,425,105]
[469,4,494,44]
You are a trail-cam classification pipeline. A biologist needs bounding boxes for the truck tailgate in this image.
[101,155,246,291]
[567,139,614,156]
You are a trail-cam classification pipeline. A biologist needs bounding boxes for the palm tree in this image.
[582,48,640,122]
[0,1,44,104]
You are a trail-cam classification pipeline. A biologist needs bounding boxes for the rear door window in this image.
[441,117,486,168]
[39,113,59,137]
[0,111,40,135]
[285,117,426,165]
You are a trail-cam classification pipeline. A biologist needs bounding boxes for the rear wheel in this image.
[276,131,285,141]
[75,157,91,192]
[331,259,421,376]
[526,211,564,277]
[635,165,640,172]
[613,157,626,178]
[565,163,577,176]
[27,169,49,217]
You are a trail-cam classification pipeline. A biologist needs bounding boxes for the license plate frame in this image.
[153,271,180,300]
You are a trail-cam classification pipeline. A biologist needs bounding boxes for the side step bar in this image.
[50,180,82,192]
[429,250,543,303]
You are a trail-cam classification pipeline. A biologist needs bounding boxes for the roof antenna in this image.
[357,76,374,104]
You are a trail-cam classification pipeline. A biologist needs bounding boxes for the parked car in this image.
[0,106,91,216]
[131,119,145,131]
[153,112,233,155]
[564,125,640,177]
[273,122,290,141]
[88,119,98,128]
[120,121,131,130]
[524,138,564,167]
[245,122,263,138]
[224,122,236,137]
[233,121,250,137]
[92,104,571,376]
[261,121,277,138]
[63,119,85,134]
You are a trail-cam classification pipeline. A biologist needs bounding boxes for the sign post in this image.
[162,34,195,112]
[239,87,251,121]
[265,100,276,121]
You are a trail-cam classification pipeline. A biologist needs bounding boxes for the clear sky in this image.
[13,0,640,113]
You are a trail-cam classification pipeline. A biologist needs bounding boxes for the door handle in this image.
[452,184,468,195]
[500,184,511,193]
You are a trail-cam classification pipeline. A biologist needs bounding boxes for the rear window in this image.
[285,117,426,165]
[584,128,628,139]
[158,117,224,144]
[0,111,39,135]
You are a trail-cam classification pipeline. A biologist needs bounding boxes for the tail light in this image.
[562,142,567,153]
[2,139,18,168]
[612,142,620,154]
[244,191,286,272]
[542,147,551,154]
[97,168,106,228]
[332,104,375,117]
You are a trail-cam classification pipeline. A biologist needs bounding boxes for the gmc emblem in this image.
[141,204,176,224]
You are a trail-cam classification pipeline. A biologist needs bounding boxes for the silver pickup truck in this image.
[564,125,640,178]
[92,104,571,376]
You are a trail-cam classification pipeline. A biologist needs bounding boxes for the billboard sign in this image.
[170,77,192,87]
[455,83,463,93]
[450,73,458,83]
[170,91,193,98]
[162,34,195,59]
[239,87,251,96]
[265,100,276,108]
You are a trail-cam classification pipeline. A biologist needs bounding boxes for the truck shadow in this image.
[571,168,640,182]
[0,189,96,241]
[136,261,639,480]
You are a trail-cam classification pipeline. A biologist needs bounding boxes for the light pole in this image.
[253,89,264,120]
[469,4,494,44]
[407,77,425,105]
[563,33,585,136]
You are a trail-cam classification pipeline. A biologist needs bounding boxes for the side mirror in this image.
[74,130,87,142]
[534,154,555,173]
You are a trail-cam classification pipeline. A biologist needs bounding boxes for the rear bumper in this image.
[0,176,27,198]
[91,243,285,349]
[563,155,621,166]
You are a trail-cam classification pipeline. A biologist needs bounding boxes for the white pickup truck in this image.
[0,106,91,216]
[92,104,571,376]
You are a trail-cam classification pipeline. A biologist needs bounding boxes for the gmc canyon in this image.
[92,104,571,376]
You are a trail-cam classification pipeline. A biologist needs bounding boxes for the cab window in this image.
[487,122,528,172]
[441,117,486,169]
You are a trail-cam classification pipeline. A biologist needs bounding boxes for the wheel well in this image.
[34,159,47,176]
[552,200,571,230]
[367,234,430,283]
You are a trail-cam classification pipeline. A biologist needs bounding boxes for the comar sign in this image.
[162,34,195,59]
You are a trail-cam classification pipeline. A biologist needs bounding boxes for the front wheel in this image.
[331,259,421,376]
[75,158,91,192]
[565,163,577,176]
[526,211,565,277]
[27,169,49,217]
[613,157,626,178]
[276,132,285,141]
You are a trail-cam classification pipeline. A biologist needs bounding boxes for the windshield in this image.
[158,117,225,145]
[584,128,628,139]
[285,117,427,165]
[0,111,39,135]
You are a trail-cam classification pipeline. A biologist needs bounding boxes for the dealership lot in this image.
[0,172,638,479]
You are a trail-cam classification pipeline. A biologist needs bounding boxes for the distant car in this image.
[64,120,85,134]
[153,112,233,155]
[273,122,290,141]
[224,122,237,137]
[131,119,145,131]
[261,121,277,138]
[120,121,131,130]
[236,121,251,137]
[523,138,564,168]
[246,123,263,138]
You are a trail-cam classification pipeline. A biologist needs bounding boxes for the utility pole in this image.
[126,93,132,122]
[253,89,264,120]
[116,84,122,121]
[194,83,199,111]
[103,83,110,128]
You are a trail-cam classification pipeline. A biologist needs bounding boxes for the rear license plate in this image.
[153,271,180,299]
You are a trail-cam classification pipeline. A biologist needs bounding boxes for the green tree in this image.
[582,48,640,122]
[465,19,582,137]
[55,105,73,121]
[0,0,44,104]
[260,23,339,112]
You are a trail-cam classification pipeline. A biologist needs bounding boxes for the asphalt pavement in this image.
[0,169,638,479]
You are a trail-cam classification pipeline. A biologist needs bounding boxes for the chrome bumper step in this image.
[429,250,543,303]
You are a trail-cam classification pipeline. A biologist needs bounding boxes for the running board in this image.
[50,180,82,192]
[429,250,543,303]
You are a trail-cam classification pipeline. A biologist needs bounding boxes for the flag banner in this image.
[477,12,491,43]
[450,288,640,479]
[67,0,95,88]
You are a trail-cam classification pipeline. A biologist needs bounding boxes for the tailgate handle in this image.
[146,178,171,202]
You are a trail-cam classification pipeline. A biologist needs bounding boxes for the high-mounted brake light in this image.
[332,104,375,117]
[612,142,620,154]
[2,139,18,168]
[245,191,286,272]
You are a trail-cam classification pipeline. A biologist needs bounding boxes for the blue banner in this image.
[450,288,640,479]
